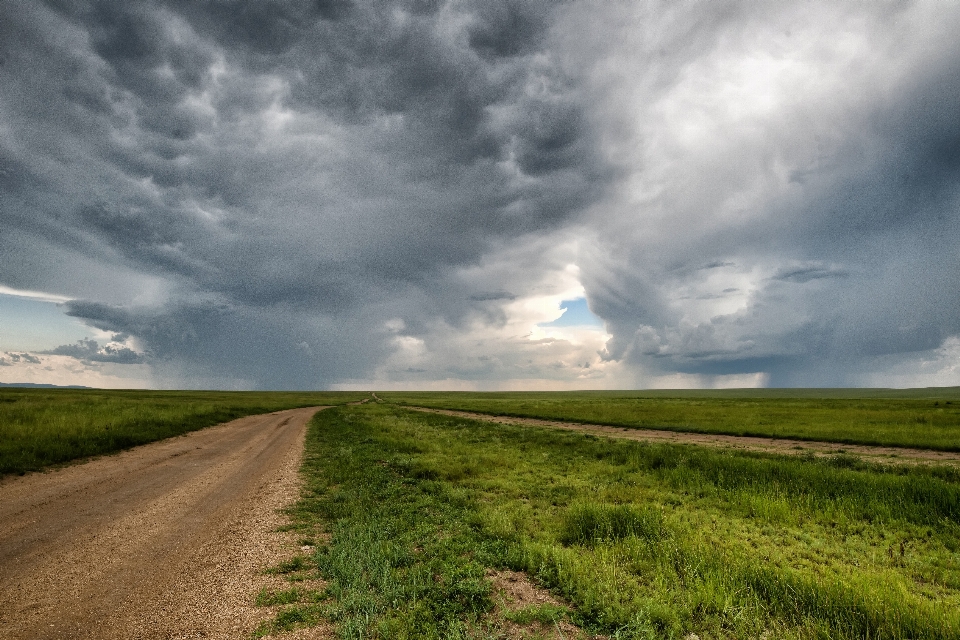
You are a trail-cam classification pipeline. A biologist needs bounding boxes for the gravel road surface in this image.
[0,406,328,639]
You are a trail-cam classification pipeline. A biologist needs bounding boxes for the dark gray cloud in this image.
[2,353,42,365]
[1,0,608,387]
[770,266,847,284]
[44,337,145,364]
[469,291,516,302]
[3,0,960,389]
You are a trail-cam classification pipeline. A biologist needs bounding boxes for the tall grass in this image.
[381,390,960,450]
[0,388,368,475]
[278,403,960,639]
[559,503,666,546]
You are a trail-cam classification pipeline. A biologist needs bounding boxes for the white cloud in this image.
[0,352,152,389]
[855,337,960,389]
[0,285,72,304]
[561,0,960,387]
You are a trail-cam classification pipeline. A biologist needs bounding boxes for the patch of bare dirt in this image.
[406,407,960,466]
[0,407,335,639]
[482,569,605,640]
[489,569,561,609]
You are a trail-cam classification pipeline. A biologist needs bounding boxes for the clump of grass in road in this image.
[256,586,325,607]
[274,403,960,639]
[0,389,368,475]
[252,553,331,638]
[253,584,329,637]
[381,389,960,451]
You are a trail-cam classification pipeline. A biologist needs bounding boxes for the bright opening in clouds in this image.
[539,298,604,329]
[1,294,84,352]
[2,0,959,389]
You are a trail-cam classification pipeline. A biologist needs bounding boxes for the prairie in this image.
[0,388,367,475]
[262,401,960,639]
[380,389,960,451]
[5,388,958,637]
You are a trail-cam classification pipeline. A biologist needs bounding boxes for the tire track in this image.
[403,406,960,466]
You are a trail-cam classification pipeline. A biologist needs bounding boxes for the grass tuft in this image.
[559,502,666,546]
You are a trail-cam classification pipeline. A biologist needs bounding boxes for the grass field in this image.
[380,389,960,451]
[5,388,959,636]
[0,388,368,475]
[261,402,960,639]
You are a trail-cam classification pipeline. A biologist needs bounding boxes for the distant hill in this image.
[0,382,92,389]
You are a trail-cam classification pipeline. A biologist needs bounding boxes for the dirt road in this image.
[0,406,327,640]
[407,406,960,466]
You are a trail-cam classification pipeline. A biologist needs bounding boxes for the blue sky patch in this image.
[538,298,604,328]
[0,295,91,352]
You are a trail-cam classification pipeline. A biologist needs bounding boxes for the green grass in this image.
[380,389,960,451]
[0,388,369,475]
[268,403,960,639]
[501,603,571,626]
[269,406,497,639]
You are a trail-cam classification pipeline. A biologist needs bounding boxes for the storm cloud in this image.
[569,1,960,387]
[2,0,959,389]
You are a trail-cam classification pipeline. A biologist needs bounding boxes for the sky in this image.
[1,0,959,390]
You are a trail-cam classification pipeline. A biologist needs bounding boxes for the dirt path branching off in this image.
[0,407,331,640]
[405,406,960,466]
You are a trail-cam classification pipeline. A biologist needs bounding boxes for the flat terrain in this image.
[3,390,959,638]
[263,403,960,639]
[0,406,328,640]
[382,389,960,451]
[408,406,960,465]
[0,388,368,475]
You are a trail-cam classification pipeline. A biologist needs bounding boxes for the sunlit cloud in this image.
[0,285,73,304]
